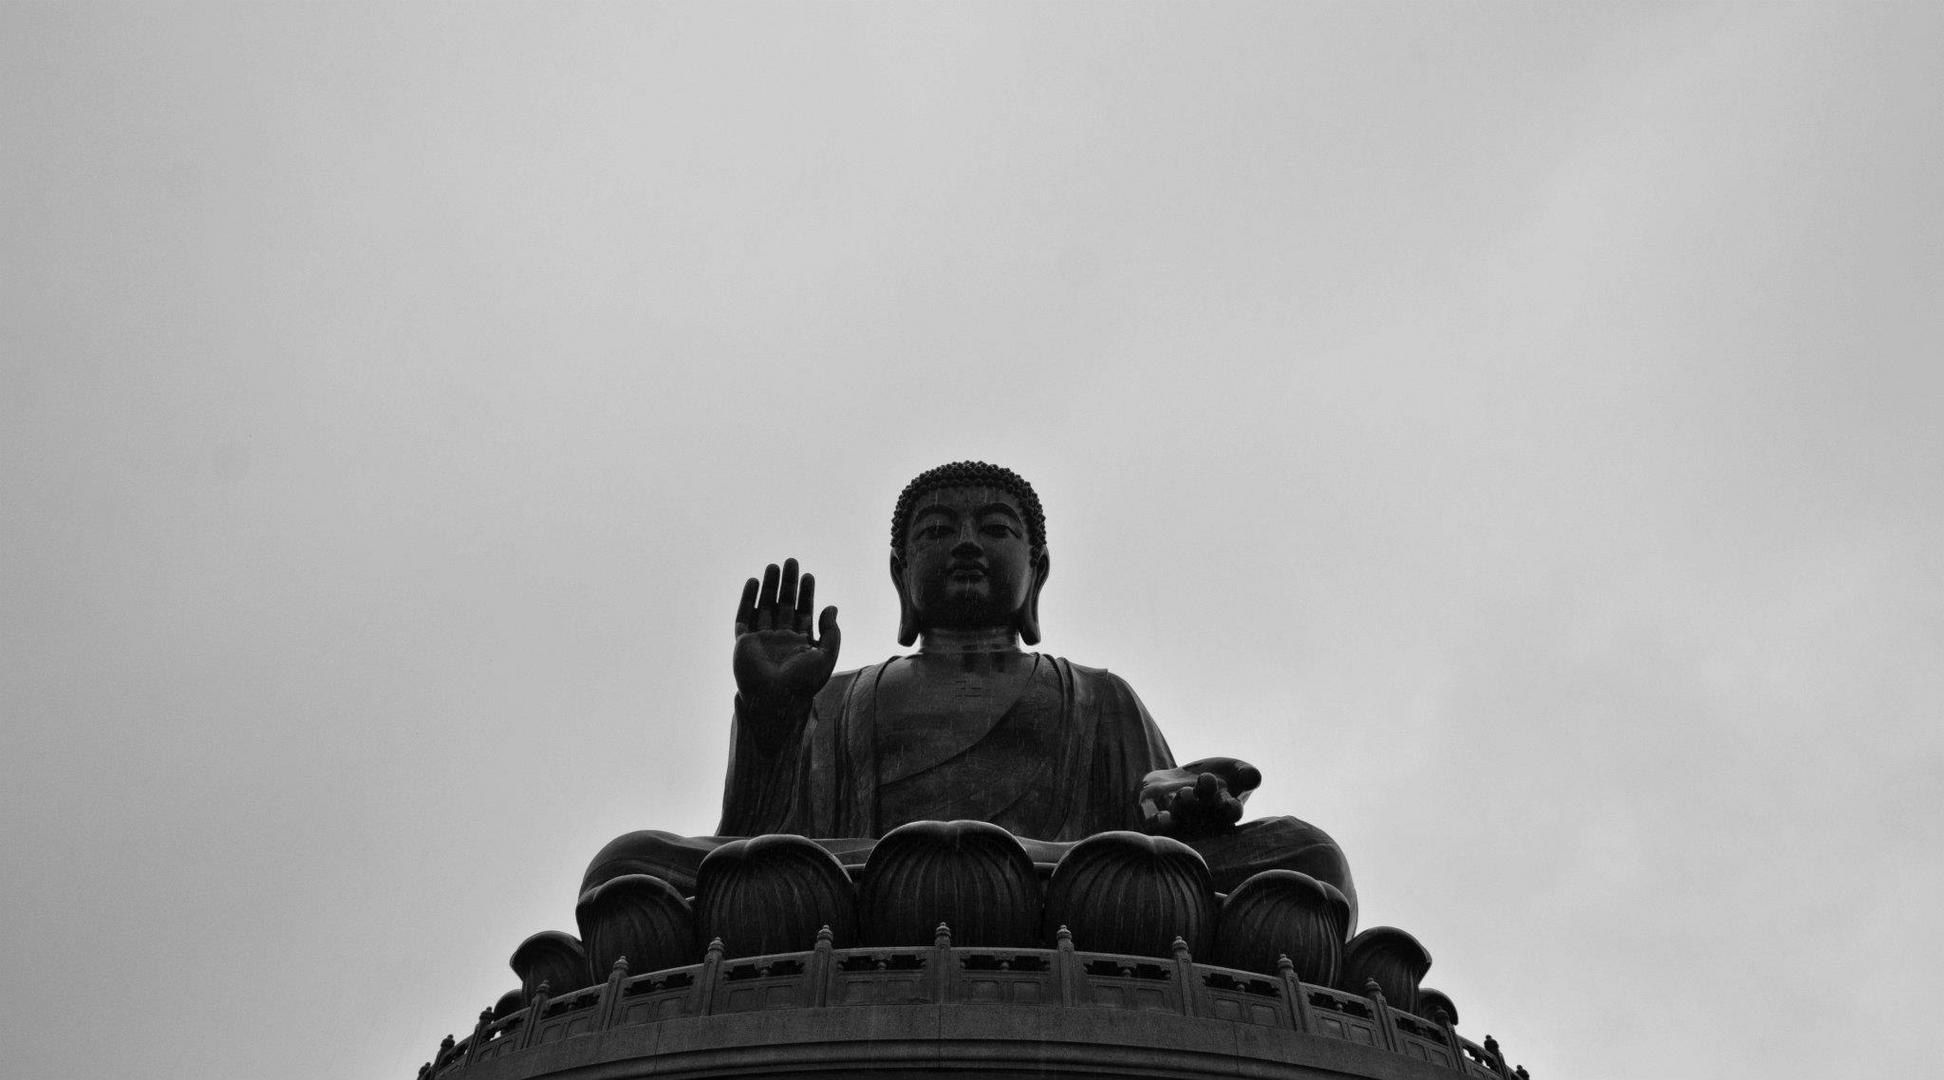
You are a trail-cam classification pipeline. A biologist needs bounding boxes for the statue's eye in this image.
[919,524,954,540]
[981,523,1015,539]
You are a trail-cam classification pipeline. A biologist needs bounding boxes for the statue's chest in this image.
[872,660,1060,783]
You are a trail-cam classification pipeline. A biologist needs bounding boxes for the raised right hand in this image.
[733,558,841,717]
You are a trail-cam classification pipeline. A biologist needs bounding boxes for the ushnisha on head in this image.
[890,461,1051,648]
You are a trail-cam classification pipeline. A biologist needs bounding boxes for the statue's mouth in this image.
[948,564,987,580]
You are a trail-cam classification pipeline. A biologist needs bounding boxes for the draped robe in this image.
[720,655,1168,841]
[584,654,1357,927]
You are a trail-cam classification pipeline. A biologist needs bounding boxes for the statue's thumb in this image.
[817,606,841,655]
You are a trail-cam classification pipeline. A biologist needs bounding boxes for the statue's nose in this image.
[951,537,982,558]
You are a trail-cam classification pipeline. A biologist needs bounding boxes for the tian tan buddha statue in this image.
[584,461,1357,930]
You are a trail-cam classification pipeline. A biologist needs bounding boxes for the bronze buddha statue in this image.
[585,461,1356,929]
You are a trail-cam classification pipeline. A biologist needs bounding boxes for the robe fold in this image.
[719,655,1173,842]
[588,653,1356,928]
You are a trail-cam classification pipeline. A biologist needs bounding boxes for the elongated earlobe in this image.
[1018,549,1050,646]
[890,553,919,646]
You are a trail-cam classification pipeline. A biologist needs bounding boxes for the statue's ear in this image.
[1018,548,1050,646]
[890,551,919,647]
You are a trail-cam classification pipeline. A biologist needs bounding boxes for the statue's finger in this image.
[794,573,816,633]
[777,558,800,621]
[1179,756,1260,795]
[817,605,841,657]
[735,577,759,637]
[757,562,781,616]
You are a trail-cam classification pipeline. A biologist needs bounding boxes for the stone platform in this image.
[423,929,1516,1080]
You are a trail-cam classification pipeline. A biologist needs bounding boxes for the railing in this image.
[421,925,1517,1079]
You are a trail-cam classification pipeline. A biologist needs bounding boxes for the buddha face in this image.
[895,485,1044,634]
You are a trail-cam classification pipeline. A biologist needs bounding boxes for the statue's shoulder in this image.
[823,657,904,695]
[1050,655,1107,678]
[844,656,904,678]
[812,663,876,708]
[1039,656,1141,698]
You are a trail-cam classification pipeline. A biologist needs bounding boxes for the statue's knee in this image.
[1249,817,1354,923]
[1206,816,1354,912]
[1241,814,1337,848]
[581,830,698,896]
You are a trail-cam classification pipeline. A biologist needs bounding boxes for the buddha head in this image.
[890,461,1050,647]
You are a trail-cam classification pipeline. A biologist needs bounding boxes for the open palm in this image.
[732,558,841,710]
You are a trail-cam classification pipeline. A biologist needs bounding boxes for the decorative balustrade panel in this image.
[1200,970,1288,1027]
[543,987,601,1017]
[530,1009,593,1047]
[1074,953,1177,1012]
[716,957,812,1013]
[828,951,929,1005]
[615,968,697,1025]
[1458,1038,1506,1078]
[426,941,1520,1078]
[516,986,601,1048]
[953,951,1054,1004]
[466,1018,521,1066]
[1301,985,1386,1047]
[1391,1013,1458,1068]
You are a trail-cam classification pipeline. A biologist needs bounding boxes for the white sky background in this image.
[3,5,1940,1078]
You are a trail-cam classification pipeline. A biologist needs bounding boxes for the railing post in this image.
[1421,999,1466,1074]
[806,925,834,1007]
[1278,954,1312,1034]
[1483,1035,1510,1078]
[461,1007,491,1066]
[932,923,953,1003]
[1171,936,1199,1018]
[434,1034,456,1073]
[1054,925,1079,1006]
[695,938,725,1015]
[596,955,629,1031]
[515,983,549,1050]
[1440,1025,1467,1072]
[1364,978,1400,1052]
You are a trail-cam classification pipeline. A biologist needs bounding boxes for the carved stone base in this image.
[427,937,1512,1080]
[451,1006,1490,1080]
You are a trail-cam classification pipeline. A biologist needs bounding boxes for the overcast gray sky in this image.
[4,5,1940,1079]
